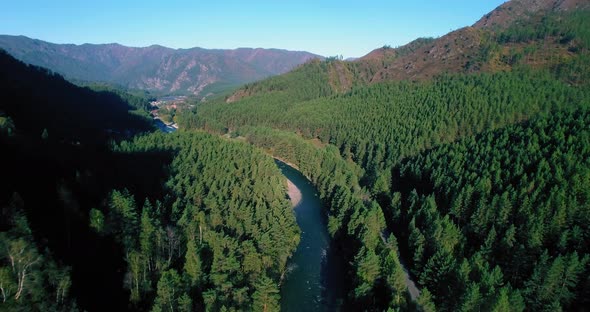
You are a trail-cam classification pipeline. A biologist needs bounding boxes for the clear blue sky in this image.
[1,0,506,58]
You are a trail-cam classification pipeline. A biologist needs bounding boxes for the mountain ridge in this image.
[225,0,589,103]
[361,0,590,84]
[179,2,590,309]
[474,0,590,29]
[0,35,322,97]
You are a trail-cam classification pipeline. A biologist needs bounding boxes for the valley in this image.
[1,0,590,311]
[150,96,186,132]
[152,122,346,311]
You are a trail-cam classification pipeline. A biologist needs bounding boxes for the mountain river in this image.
[276,160,345,312]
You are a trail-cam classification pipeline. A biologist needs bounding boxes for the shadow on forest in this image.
[0,137,175,311]
[0,49,179,310]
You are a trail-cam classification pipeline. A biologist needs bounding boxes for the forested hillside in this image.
[0,49,153,142]
[0,50,300,311]
[188,70,589,179]
[0,49,156,311]
[2,0,590,311]
[178,5,590,311]
[392,107,590,310]
[220,4,590,103]
[104,132,300,311]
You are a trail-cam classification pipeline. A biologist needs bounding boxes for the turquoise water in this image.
[276,160,345,312]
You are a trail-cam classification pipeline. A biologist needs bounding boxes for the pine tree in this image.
[153,269,182,312]
[252,276,280,312]
[184,239,202,286]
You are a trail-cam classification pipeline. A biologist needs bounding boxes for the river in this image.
[154,118,177,133]
[157,126,346,309]
[276,160,345,312]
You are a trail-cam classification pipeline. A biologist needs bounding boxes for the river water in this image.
[276,160,345,312]
[154,118,177,133]
[156,125,346,310]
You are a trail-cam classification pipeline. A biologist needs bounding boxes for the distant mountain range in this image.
[0,35,321,97]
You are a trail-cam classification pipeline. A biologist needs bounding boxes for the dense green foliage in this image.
[82,82,156,112]
[234,59,333,102]
[233,127,413,310]
[480,10,590,85]
[393,107,590,310]
[497,10,590,48]
[187,69,589,194]
[104,131,299,311]
[188,11,590,172]
[1,47,302,312]
[3,5,590,312]
[178,9,590,311]
[0,50,157,311]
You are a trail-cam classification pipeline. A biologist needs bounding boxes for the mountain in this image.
[0,49,153,142]
[474,0,589,29]
[0,35,321,97]
[179,2,590,310]
[362,0,590,84]
[0,47,300,312]
[226,0,589,104]
[0,49,159,311]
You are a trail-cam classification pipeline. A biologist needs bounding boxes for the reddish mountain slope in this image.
[474,0,589,29]
[358,0,589,84]
[225,0,589,101]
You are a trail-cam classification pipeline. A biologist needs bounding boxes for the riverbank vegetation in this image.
[2,5,590,312]
[106,131,299,311]
[177,9,590,311]
[1,50,299,311]
[224,127,418,310]
[180,70,590,311]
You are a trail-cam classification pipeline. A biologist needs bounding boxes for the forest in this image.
[0,50,155,311]
[109,132,300,311]
[391,107,590,311]
[0,51,299,311]
[2,5,590,312]
[176,8,590,312]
